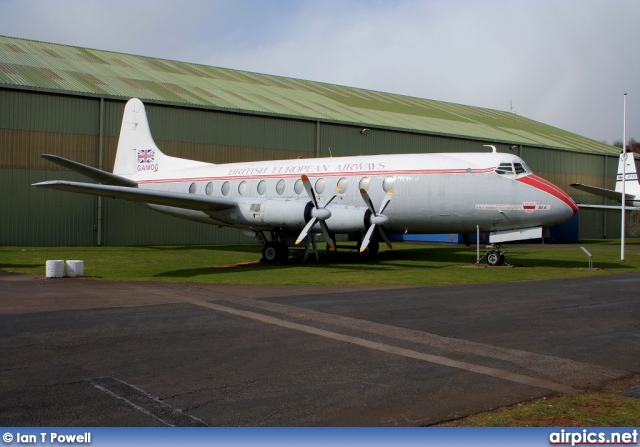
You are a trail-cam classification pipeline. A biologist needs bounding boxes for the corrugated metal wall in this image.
[1,90,321,246]
[0,88,619,246]
[522,147,621,239]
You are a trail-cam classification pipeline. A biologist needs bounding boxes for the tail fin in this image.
[615,152,640,195]
[113,98,211,176]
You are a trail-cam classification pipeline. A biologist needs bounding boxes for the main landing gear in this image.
[262,241,289,263]
[257,230,290,263]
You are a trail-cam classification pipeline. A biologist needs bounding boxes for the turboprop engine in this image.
[260,199,371,233]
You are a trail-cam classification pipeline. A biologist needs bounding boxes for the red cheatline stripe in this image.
[517,175,578,216]
[136,167,496,185]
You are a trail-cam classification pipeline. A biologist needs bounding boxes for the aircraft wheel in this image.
[486,250,504,266]
[262,242,289,263]
[366,240,380,256]
[262,242,279,262]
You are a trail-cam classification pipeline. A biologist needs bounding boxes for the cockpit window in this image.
[514,163,527,174]
[496,160,531,176]
[495,163,514,175]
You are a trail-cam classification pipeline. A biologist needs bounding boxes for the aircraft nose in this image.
[516,174,579,218]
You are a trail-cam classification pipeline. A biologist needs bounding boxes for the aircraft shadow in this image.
[152,244,635,279]
[0,263,42,270]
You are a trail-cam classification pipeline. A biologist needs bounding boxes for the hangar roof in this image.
[0,35,617,154]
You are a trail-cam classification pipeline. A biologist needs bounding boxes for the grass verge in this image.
[1,239,638,285]
[443,376,640,426]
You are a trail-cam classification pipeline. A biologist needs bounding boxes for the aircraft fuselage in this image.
[136,152,577,236]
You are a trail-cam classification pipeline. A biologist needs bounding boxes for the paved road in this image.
[1,271,639,426]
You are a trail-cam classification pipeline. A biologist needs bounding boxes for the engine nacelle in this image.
[260,200,369,233]
[321,205,368,233]
[261,199,309,228]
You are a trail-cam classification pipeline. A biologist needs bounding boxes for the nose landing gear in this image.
[483,244,507,266]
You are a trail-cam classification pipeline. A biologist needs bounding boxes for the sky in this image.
[0,0,638,144]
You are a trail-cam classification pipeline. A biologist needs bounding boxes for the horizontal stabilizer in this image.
[570,183,634,202]
[41,154,138,187]
[576,203,640,212]
[33,181,235,212]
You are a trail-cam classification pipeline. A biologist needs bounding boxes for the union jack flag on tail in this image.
[137,149,155,164]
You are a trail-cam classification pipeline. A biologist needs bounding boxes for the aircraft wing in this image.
[576,203,640,212]
[41,154,138,187]
[33,181,236,212]
[570,183,636,202]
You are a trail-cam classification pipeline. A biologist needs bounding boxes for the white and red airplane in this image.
[34,98,578,265]
[571,151,640,211]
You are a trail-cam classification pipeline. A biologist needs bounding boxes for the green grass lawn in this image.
[1,239,638,285]
[444,378,640,427]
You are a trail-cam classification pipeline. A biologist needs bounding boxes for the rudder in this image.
[615,151,640,195]
[113,98,162,176]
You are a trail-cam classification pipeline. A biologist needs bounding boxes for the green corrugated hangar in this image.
[0,35,626,246]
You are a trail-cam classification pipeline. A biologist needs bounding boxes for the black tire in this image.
[262,242,279,262]
[262,242,289,263]
[486,250,503,266]
[366,240,380,256]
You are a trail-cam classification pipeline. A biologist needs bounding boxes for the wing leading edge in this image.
[41,154,138,187]
[570,183,634,202]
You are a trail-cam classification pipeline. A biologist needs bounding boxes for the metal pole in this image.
[97,97,104,246]
[476,225,480,264]
[621,93,627,261]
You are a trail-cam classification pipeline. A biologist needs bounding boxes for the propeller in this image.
[359,188,393,253]
[295,174,337,250]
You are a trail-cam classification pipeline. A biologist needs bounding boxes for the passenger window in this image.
[221,181,230,196]
[276,179,286,195]
[188,182,196,194]
[205,182,213,195]
[315,178,326,194]
[382,176,395,192]
[257,180,266,195]
[337,177,348,194]
[294,179,304,195]
[238,181,247,196]
[359,177,370,191]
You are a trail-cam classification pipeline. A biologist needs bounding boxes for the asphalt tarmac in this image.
[1,270,639,426]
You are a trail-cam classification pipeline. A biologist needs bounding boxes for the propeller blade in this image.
[319,220,336,250]
[360,188,376,214]
[325,194,338,207]
[299,174,336,250]
[379,190,393,214]
[296,217,317,245]
[301,174,318,208]
[359,224,377,253]
[377,226,393,249]
[359,188,394,252]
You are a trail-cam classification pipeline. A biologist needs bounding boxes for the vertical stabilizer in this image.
[113,98,163,176]
[615,152,640,195]
[113,98,213,176]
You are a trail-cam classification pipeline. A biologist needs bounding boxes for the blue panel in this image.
[389,233,459,243]
[547,214,579,242]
